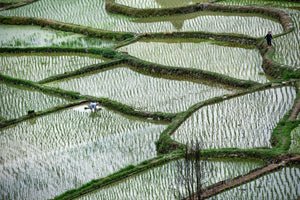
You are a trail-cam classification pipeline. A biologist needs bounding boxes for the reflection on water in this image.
[273,9,300,67]
[0,0,283,36]
[79,158,264,200]
[46,67,238,113]
[115,0,211,8]
[0,52,105,82]
[172,87,296,149]
[208,167,300,200]
[217,0,300,8]
[0,0,298,199]
[0,105,167,199]
[0,83,69,120]
[119,40,268,83]
[0,25,115,48]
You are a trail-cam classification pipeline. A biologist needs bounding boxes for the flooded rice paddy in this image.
[0,0,283,37]
[132,12,283,37]
[273,9,300,68]
[171,87,296,149]
[0,53,105,82]
[119,39,269,83]
[0,105,167,199]
[0,0,299,199]
[79,158,264,200]
[217,0,300,8]
[0,83,69,120]
[209,167,300,200]
[0,25,115,48]
[217,0,300,68]
[46,66,238,113]
[115,0,211,9]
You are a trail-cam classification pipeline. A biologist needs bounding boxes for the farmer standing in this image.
[265,31,273,46]
[89,102,98,112]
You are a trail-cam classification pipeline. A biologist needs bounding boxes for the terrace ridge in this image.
[105,0,294,33]
[188,154,300,199]
[0,1,299,199]
[0,0,39,11]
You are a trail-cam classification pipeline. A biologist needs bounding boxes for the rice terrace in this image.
[0,0,300,199]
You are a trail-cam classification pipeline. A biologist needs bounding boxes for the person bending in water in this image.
[89,102,98,112]
[265,31,273,46]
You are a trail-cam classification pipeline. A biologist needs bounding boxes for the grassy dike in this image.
[105,0,293,33]
[1,3,299,198]
[122,54,261,89]
[0,74,177,128]
[155,81,296,154]
[0,100,88,128]
[118,32,300,82]
[53,151,183,200]
[258,40,300,79]
[0,16,135,41]
[0,0,39,11]
[137,31,259,45]
[53,137,295,200]
[0,47,121,58]
[38,60,123,84]
[197,154,300,200]
[52,148,288,200]
[270,81,300,151]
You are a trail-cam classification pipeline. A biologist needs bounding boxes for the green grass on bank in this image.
[0,0,24,3]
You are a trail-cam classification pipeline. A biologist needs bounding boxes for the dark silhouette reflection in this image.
[133,10,274,32]
[155,0,209,30]
[133,12,200,31]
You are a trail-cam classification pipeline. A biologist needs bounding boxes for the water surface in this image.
[208,167,300,200]
[171,87,296,149]
[119,39,268,83]
[46,66,238,113]
[0,105,166,200]
[0,25,115,48]
[0,0,283,37]
[217,0,300,8]
[79,158,264,200]
[0,83,69,120]
[115,0,210,8]
[0,53,105,82]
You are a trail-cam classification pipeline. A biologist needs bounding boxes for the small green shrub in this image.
[101,48,117,58]
[27,110,35,115]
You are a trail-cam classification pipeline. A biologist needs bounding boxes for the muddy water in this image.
[79,158,264,200]
[0,53,105,82]
[171,87,296,149]
[0,105,167,200]
[119,39,269,83]
[46,66,238,113]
